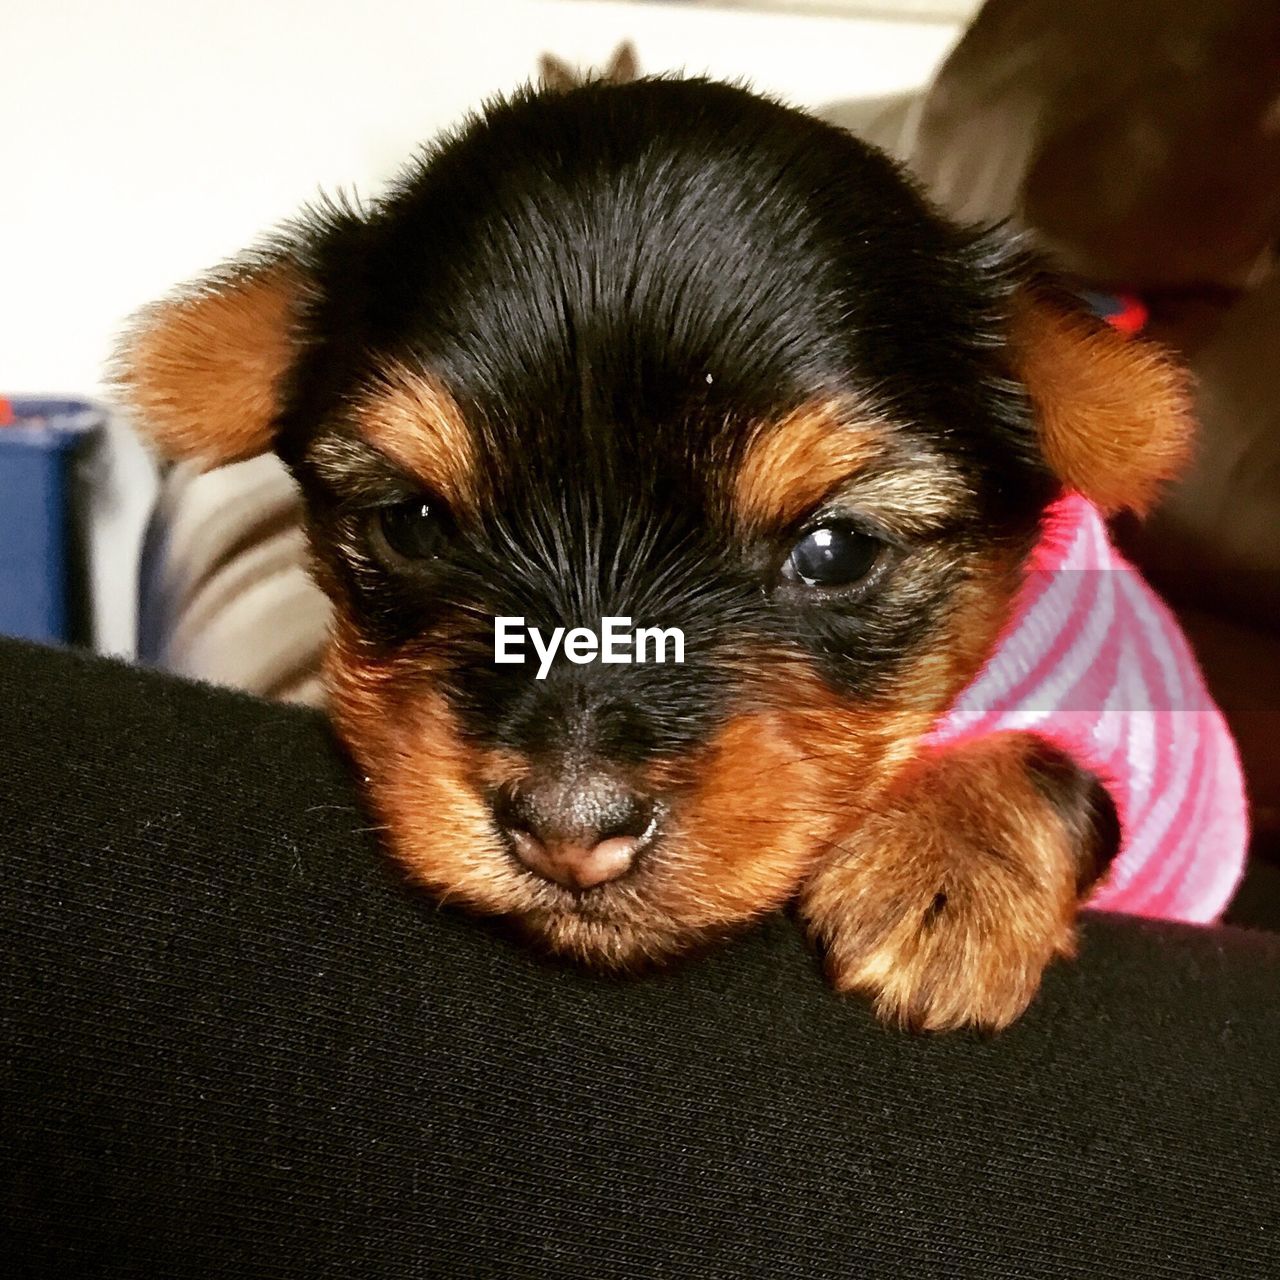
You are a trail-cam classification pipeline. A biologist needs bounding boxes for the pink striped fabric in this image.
[927,493,1248,923]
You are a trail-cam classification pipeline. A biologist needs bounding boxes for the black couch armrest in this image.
[2,638,1277,1278]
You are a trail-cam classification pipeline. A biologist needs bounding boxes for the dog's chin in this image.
[511,901,719,973]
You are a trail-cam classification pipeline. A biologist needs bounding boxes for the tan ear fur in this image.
[113,258,306,469]
[1010,292,1194,515]
[604,41,639,85]
[537,53,580,94]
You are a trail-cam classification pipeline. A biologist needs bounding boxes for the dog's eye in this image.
[781,523,881,588]
[372,499,448,562]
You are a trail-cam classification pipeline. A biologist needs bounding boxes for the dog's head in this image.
[116,79,1191,966]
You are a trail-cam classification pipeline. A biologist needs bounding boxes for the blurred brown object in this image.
[1126,274,1280,639]
[913,0,1280,296]
[538,41,639,93]
[911,0,1280,845]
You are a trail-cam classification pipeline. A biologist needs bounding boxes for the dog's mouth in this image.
[503,832,678,921]
[483,816,736,966]
[496,815,824,971]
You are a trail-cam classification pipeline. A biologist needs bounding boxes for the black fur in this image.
[272,78,1057,765]
[1025,740,1123,892]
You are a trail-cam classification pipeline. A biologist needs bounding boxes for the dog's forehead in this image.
[295,81,1036,533]
[341,85,997,418]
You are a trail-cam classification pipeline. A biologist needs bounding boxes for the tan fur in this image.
[326,616,734,970]
[323,529,1026,983]
[799,732,1084,1032]
[353,363,484,517]
[733,403,883,532]
[326,642,945,973]
[328,630,826,967]
[113,260,306,468]
[1012,292,1195,514]
[768,545,1026,819]
[733,401,972,537]
[325,618,515,911]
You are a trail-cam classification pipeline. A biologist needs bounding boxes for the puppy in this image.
[115,78,1247,1030]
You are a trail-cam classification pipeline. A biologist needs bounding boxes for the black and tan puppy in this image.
[116,78,1199,1030]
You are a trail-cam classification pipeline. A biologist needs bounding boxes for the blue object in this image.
[0,398,103,643]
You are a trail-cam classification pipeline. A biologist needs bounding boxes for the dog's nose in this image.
[495,772,657,889]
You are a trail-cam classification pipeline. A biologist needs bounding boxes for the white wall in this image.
[3,0,960,653]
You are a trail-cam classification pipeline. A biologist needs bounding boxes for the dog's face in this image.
[117,80,1189,967]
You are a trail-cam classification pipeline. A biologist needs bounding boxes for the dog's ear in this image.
[537,53,580,94]
[538,41,638,93]
[603,40,639,85]
[1009,288,1193,515]
[113,251,309,469]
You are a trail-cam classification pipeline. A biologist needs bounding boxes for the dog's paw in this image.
[798,733,1113,1032]
[804,854,1077,1032]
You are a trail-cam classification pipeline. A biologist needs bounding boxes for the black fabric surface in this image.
[2,636,1278,1278]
